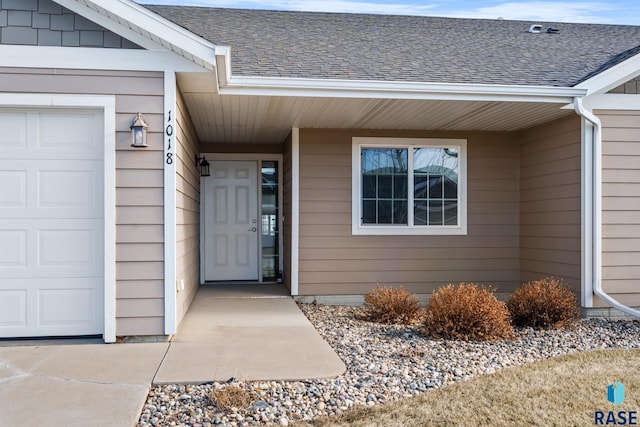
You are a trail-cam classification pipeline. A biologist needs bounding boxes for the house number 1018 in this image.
[166,110,174,165]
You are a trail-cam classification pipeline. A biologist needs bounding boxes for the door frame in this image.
[0,93,116,342]
[199,153,284,284]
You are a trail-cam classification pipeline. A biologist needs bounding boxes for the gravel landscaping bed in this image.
[138,304,640,427]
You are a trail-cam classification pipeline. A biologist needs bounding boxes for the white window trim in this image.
[352,137,467,236]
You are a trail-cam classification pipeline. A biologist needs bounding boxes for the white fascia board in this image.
[215,46,232,88]
[55,0,217,70]
[576,51,640,96]
[0,45,208,73]
[219,75,586,103]
[583,93,640,111]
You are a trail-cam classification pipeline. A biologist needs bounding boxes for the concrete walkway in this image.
[0,285,345,426]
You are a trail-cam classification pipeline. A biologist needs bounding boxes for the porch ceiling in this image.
[181,93,575,145]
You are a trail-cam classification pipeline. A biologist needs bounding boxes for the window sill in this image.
[352,224,468,236]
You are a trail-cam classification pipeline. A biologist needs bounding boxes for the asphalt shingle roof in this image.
[144,5,640,87]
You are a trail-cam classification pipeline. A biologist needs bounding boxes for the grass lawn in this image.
[296,349,640,426]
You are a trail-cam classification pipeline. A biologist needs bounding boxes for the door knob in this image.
[249,227,257,232]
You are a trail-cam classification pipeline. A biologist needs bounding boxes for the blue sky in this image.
[136,1,640,25]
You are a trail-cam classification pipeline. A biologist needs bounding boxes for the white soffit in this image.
[184,93,574,144]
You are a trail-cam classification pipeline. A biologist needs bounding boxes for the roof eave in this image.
[219,75,587,103]
[56,0,218,72]
[214,46,585,103]
[576,51,640,96]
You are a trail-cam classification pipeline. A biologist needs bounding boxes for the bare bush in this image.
[424,283,512,341]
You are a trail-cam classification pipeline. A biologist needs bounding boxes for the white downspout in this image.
[574,97,640,318]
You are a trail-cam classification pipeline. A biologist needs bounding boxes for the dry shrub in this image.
[208,385,252,410]
[424,283,512,341]
[362,284,423,324]
[507,277,580,329]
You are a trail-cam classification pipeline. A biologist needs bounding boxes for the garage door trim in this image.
[0,93,116,343]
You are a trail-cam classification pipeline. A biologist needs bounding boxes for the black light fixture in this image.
[195,155,210,177]
[130,113,149,148]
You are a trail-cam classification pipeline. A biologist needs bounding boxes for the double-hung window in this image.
[352,137,467,235]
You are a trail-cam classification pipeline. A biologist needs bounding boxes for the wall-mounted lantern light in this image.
[195,155,211,177]
[130,113,149,148]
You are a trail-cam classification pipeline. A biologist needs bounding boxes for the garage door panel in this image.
[0,108,104,338]
[0,112,27,148]
[0,229,27,267]
[0,110,102,159]
[0,220,102,277]
[38,169,99,210]
[0,290,27,328]
[0,279,101,336]
[0,161,103,219]
[38,287,98,327]
[0,170,27,207]
[38,112,101,155]
[39,228,100,269]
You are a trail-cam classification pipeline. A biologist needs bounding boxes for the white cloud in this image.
[438,1,617,23]
[137,0,436,14]
[136,0,639,24]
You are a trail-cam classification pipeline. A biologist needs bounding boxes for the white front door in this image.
[204,161,259,281]
[0,109,104,337]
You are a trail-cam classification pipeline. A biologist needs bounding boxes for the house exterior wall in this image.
[0,67,166,336]
[175,89,200,325]
[0,0,139,48]
[518,115,582,292]
[296,128,521,296]
[609,77,640,95]
[599,109,640,307]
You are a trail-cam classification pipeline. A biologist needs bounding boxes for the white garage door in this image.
[0,109,104,338]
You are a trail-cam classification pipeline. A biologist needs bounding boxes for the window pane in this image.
[429,200,443,225]
[363,174,376,198]
[414,147,458,227]
[261,161,279,280]
[444,176,458,199]
[414,200,427,225]
[363,200,376,224]
[362,148,408,174]
[394,175,407,199]
[378,174,392,198]
[444,201,458,225]
[378,200,392,224]
[393,200,408,224]
[428,175,443,198]
[361,148,408,226]
[414,175,427,199]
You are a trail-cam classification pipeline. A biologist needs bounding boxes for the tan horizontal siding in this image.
[117,207,164,225]
[116,243,164,262]
[116,188,164,206]
[116,225,164,243]
[301,235,519,249]
[117,262,164,281]
[0,67,166,337]
[116,281,165,299]
[594,294,640,307]
[297,129,520,295]
[519,115,581,292]
[116,317,164,336]
[116,169,164,187]
[116,298,164,318]
[175,89,201,326]
[600,109,640,305]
